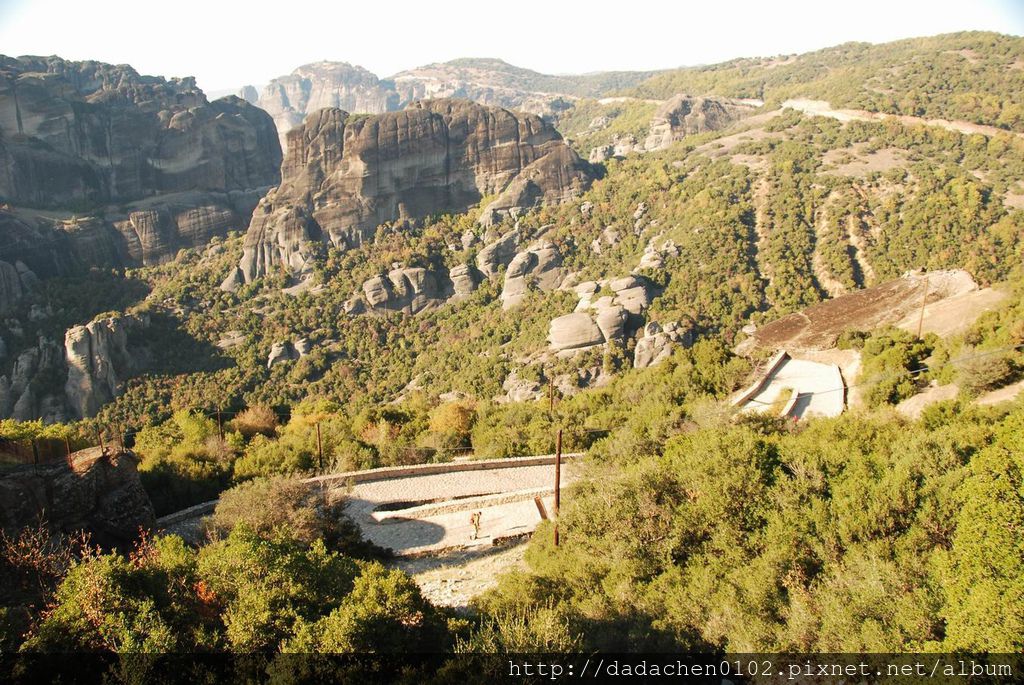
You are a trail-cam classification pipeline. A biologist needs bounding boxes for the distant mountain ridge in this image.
[239,58,659,148]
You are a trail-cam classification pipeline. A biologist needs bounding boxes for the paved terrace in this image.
[158,455,583,555]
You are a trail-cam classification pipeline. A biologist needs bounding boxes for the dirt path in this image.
[396,542,530,610]
[782,99,1022,139]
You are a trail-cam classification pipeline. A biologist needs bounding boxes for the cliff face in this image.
[64,315,144,420]
[0,55,281,206]
[643,94,759,150]
[0,56,281,271]
[0,314,145,422]
[239,99,592,282]
[0,448,155,548]
[250,62,400,150]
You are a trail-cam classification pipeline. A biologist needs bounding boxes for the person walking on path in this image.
[469,511,482,540]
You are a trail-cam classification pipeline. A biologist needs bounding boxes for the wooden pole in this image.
[316,422,323,471]
[548,375,554,418]
[553,428,562,547]
[916,273,929,340]
[217,408,224,441]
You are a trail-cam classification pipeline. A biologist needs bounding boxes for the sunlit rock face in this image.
[238,99,592,283]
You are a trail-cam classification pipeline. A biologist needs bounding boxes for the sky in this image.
[1,0,1022,95]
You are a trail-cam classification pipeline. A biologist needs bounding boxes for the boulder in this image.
[358,267,450,315]
[634,320,693,369]
[548,313,605,351]
[448,264,479,300]
[497,370,544,403]
[595,304,628,341]
[588,145,613,163]
[476,230,520,279]
[267,342,298,368]
[220,267,245,293]
[500,241,563,308]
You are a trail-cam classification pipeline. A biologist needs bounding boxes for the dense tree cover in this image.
[0,102,1017,441]
[474,402,1024,652]
[555,99,661,152]
[0,476,452,655]
[17,527,451,653]
[627,32,1024,131]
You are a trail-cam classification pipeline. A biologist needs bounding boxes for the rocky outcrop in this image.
[361,267,452,315]
[476,229,520,279]
[549,276,656,352]
[391,59,578,118]
[64,315,144,419]
[0,55,281,207]
[267,341,298,368]
[0,448,155,548]
[500,241,563,308]
[0,55,281,272]
[633,321,693,369]
[644,94,759,151]
[0,337,65,422]
[548,312,605,351]
[247,62,400,150]
[0,259,38,315]
[497,369,545,403]
[449,264,479,300]
[238,100,592,282]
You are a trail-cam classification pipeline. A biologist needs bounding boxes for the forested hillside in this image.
[628,32,1024,131]
[2,31,1024,658]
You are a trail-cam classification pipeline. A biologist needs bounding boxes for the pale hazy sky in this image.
[1,0,1022,94]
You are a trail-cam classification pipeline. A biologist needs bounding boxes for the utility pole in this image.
[216,408,224,441]
[553,428,562,547]
[548,375,554,418]
[316,422,324,471]
[916,272,930,340]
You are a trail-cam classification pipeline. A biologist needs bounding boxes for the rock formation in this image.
[64,315,144,419]
[238,100,592,283]
[0,55,281,207]
[0,448,155,548]
[549,276,655,352]
[0,55,281,271]
[634,321,693,369]
[500,241,563,308]
[0,336,65,421]
[267,341,299,368]
[644,94,759,151]
[0,259,39,315]
[549,312,606,351]
[247,62,400,150]
[391,59,579,118]
[476,229,520,279]
[360,267,451,315]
